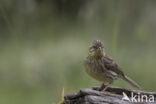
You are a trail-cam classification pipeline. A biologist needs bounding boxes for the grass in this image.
[52,88,65,104]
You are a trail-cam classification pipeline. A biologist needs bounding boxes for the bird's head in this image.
[89,40,105,57]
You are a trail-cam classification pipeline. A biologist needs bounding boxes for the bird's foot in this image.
[98,83,106,91]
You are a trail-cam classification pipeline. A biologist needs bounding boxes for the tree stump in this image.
[63,86,156,104]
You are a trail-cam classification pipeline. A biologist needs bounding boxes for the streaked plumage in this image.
[84,40,140,90]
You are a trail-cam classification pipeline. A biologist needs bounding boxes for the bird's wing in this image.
[103,54,140,88]
[103,54,124,77]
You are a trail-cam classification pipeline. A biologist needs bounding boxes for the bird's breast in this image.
[84,58,112,83]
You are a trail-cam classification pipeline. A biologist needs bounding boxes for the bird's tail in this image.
[121,75,140,89]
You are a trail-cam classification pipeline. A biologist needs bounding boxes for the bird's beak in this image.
[98,47,102,51]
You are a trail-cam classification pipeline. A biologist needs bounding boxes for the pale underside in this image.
[84,58,118,85]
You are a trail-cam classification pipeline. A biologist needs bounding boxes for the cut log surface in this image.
[63,86,156,104]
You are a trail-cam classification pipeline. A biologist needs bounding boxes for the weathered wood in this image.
[63,86,156,104]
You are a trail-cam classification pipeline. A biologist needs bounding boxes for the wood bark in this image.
[63,86,156,104]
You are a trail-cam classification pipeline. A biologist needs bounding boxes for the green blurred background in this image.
[0,0,156,104]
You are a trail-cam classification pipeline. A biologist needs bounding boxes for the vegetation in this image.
[0,0,156,104]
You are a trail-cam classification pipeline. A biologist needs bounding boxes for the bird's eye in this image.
[93,46,96,48]
[91,46,96,49]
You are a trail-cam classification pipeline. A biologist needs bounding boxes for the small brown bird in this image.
[84,40,140,91]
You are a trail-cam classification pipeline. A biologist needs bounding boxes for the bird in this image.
[84,40,140,91]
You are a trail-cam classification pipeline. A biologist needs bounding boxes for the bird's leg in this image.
[102,82,112,91]
[102,85,109,91]
[98,83,106,91]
